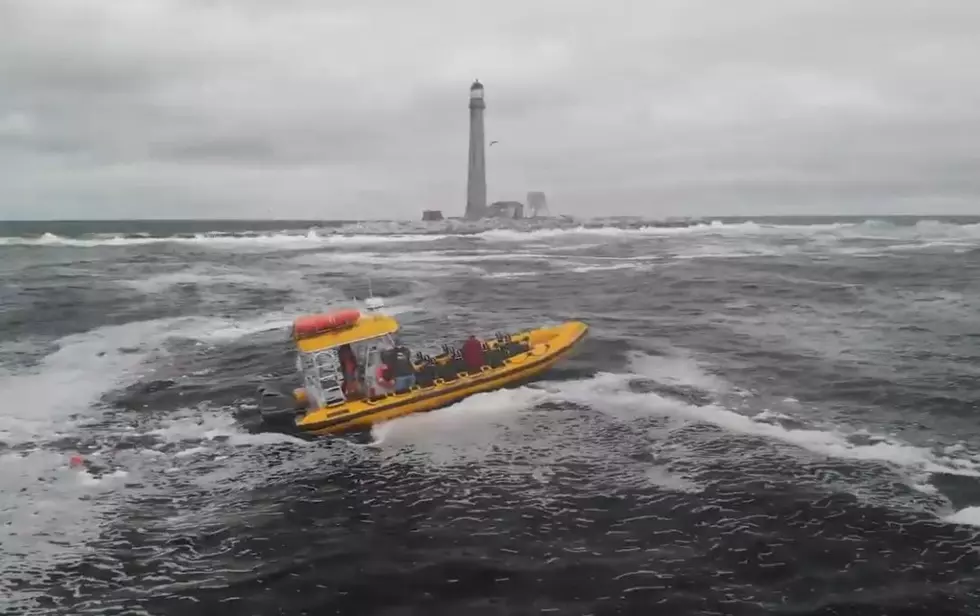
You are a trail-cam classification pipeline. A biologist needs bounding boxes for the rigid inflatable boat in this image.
[260,300,588,436]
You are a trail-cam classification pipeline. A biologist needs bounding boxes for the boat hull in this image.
[294,320,588,436]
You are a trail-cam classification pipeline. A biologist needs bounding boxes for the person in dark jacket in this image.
[382,345,415,392]
[461,335,485,372]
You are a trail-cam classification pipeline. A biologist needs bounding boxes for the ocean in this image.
[2,215,979,615]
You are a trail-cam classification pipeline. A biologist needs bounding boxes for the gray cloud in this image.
[1,0,979,219]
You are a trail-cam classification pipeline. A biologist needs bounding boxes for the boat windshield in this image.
[357,335,405,396]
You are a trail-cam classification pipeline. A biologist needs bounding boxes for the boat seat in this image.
[435,362,459,382]
[484,348,507,368]
[414,364,437,387]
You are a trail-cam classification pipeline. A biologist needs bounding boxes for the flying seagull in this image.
[489,140,499,146]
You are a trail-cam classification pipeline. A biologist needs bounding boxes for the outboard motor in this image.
[256,384,299,427]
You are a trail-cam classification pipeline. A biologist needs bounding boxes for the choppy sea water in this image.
[2,215,980,615]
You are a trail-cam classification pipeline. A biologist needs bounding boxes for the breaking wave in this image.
[3,217,979,249]
[0,229,449,248]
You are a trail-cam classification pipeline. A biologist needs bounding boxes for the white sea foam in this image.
[0,447,136,611]
[535,355,980,480]
[0,317,188,444]
[122,264,304,294]
[643,465,703,493]
[471,219,980,245]
[369,386,548,457]
[185,314,294,343]
[0,307,324,609]
[672,246,790,260]
[298,249,549,266]
[293,249,555,280]
[4,221,980,259]
[367,372,707,491]
[468,221,784,242]
[625,350,731,394]
[1,449,126,548]
[145,407,307,447]
[174,446,210,458]
[483,271,541,279]
[0,230,449,249]
[354,335,980,490]
[568,262,639,273]
[945,506,980,527]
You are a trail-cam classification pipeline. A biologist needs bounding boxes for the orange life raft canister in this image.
[292,309,361,340]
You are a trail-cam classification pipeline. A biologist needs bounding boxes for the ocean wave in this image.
[364,348,979,494]
[3,218,980,248]
[0,312,296,445]
[613,352,980,481]
[9,212,980,615]
[946,506,980,527]
[474,219,980,242]
[0,229,450,248]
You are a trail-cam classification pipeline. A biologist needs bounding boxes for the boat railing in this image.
[311,349,346,406]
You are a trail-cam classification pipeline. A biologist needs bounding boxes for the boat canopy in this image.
[294,313,400,353]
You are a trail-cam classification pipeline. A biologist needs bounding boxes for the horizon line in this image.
[2,213,980,224]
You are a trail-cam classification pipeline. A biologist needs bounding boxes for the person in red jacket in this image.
[461,335,485,372]
[338,344,362,398]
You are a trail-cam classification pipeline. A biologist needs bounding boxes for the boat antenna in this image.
[364,277,385,312]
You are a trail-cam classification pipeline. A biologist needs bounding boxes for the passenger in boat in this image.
[461,334,485,372]
[377,346,414,393]
[338,344,362,398]
[389,345,415,392]
[364,344,392,397]
[374,361,394,395]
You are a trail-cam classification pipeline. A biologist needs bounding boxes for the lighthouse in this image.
[465,79,487,219]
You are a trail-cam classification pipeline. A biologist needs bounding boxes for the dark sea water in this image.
[2,215,980,615]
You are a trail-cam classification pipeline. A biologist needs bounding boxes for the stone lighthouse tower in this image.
[465,79,487,219]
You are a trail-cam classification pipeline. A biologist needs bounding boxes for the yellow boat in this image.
[262,301,588,436]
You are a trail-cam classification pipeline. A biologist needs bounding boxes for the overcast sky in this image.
[1,0,979,220]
